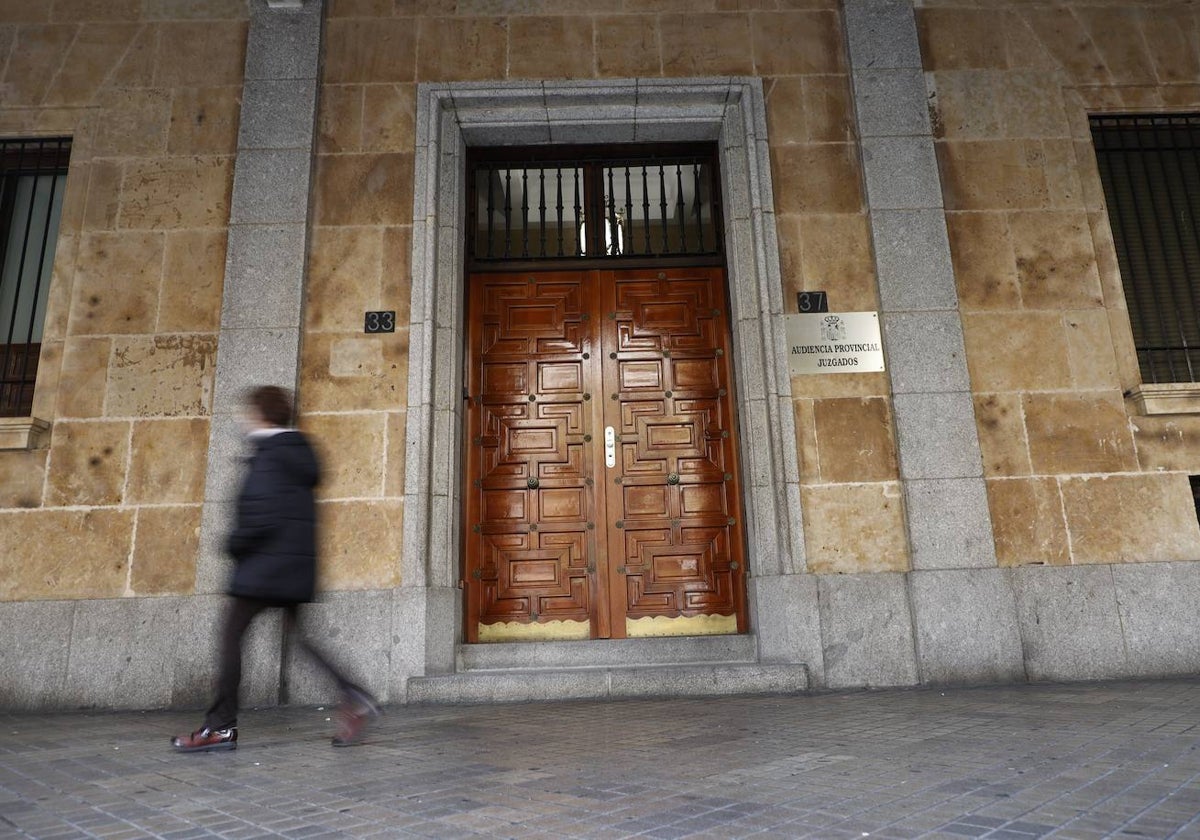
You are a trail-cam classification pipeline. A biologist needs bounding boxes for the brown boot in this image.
[171,726,237,753]
[332,687,381,747]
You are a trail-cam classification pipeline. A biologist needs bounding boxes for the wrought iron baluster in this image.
[641,165,652,255]
[503,169,512,259]
[555,168,564,257]
[573,168,582,256]
[485,167,495,259]
[693,162,705,252]
[676,163,687,253]
[658,163,669,254]
[521,168,529,258]
[538,168,547,258]
[606,166,618,256]
[623,166,634,257]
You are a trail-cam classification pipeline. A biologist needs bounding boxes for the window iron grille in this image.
[0,138,70,417]
[1090,115,1200,385]
[468,146,722,268]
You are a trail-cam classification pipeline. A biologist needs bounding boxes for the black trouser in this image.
[205,596,358,730]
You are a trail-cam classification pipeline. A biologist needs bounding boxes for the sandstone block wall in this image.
[919,0,1200,568]
[0,0,247,602]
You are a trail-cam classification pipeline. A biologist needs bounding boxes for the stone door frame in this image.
[397,78,805,689]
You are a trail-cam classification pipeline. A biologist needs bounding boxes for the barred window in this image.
[1090,115,1200,385]
[0,138,70,417]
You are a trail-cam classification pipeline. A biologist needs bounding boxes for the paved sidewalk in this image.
[2,679,1200,840]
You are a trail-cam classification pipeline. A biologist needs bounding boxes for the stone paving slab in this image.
[2,680,1199,839]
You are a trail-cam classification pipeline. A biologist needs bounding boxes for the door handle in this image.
[604,425,616,468]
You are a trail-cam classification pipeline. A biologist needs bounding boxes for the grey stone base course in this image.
[0,595,282,712]
[910,568,1025,685]
[281,590,394,705]
[1009,562,1200,682]
[7,562,1200,709]
[459,634,756,672]
[748,573,825,685]
[405,664,810,705]
[819,573,918,689]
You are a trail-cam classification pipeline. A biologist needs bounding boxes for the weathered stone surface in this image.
[68,232,164,336]
[1060,472,1200,566]
[973,392,1031,477]
[947,212,1020,310]
[596,14,661,78]
[1132,415,1200,473]
[0,450,46,509]
[1009,565,1131,682]
[106,335,217,418]
[986,477,1070,567]
[305,226,384,332]
[127,419,209,504]
[770,144,864,215]
[1063,308,1120,391]
[154,21,248,87]
[660,13,753,76]
[93,87,170,156]
[906,477,996,570]
[44,421,130,507]
[910,568,1024,685]
[1023,391,1138,475]
[301,413,387,500]
[313,153,413,226]
[508,16,594,80]
[131,506,200,596]
[818,572,918,689]
[0,509,132,600]
[317,500,403,591]
[801,482,908,575]
[812,397,898,484]
[55,336,111,418]
[283,589,394,704]
[325,17,415,84]
[317,83,363,153]
[0,601,73,708]
[362,83,416,152]
[160,230,226,333]
[385,411,407,497]
[168,86,242,155]
[961,311,1072,393]
[118,156,234,230]
[300,330,409,412]
[1008,211,1104,310]
[416,17,506,81]
[1112,562,1200,677]
[751,10,844,76]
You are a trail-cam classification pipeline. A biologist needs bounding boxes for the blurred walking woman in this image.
[172,386,380,752]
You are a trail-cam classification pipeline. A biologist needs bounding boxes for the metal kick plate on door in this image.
[604,425,616,468]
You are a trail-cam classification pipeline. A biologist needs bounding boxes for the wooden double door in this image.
[463,267,747,642]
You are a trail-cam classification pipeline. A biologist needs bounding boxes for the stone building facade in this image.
[2,0,1199,710]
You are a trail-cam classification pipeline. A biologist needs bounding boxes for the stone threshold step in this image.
[406,663,809,705]
[458,634,758,672]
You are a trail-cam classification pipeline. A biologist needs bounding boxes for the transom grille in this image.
[468,145,722,269]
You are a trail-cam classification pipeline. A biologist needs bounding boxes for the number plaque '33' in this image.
[364,311,396,333]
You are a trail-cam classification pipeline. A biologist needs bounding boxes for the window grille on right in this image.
[1090,115,1200,385]
[0,137,70,417]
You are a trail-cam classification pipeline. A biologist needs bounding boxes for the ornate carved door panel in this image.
[464,268,746,642]
[600,268,747,638]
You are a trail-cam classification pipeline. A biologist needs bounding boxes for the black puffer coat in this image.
[225,430,321,603]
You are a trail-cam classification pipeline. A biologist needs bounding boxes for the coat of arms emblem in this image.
[821,315,846,342]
